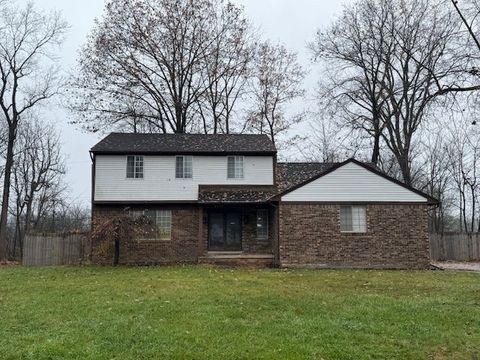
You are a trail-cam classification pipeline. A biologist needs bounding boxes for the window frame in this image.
[256,209,269,240]
[340,205,367,233]
[156,210,172,240]
[227,155,244,179]
[129,209,172,241]
[175,155,193,179]
[126,155,144,179]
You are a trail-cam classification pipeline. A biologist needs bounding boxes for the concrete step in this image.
[199,252,274,267]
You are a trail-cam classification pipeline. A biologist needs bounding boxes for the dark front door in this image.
[208,211,242,251]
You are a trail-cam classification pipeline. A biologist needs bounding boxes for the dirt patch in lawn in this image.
[0,260,21,267]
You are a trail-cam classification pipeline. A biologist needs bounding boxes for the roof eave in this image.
[90,150,277,156]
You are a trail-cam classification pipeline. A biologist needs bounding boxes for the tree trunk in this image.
[371,132,381,165]
[397,155,412,186]
[114,239,120,265]
[174,102,184,133]
[0,130,16,260]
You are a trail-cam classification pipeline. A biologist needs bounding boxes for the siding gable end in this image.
[281,161,428,203]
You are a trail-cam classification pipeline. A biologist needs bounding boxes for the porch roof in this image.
[198,185,277,204]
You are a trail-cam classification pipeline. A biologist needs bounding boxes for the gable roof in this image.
[275,158,438,204]
[275,162,336,193]
[90,133,277,155]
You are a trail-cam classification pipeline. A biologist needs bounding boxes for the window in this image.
[340,206,367,233]
[129,209,172,240]
[175,156,193,178]
[126,155,144,179]
[256,210,269,240]
[227,156,244,179]
[156,210,172,240]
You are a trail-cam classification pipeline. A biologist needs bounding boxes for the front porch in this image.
[197,201,277,267]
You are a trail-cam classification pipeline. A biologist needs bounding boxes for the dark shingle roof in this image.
[198,185,277,203]
[275,162,337,193]
[91,133,276,155]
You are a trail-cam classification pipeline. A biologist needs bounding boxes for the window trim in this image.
[156,210,172,241]
[227,155,244,179]
[126,155,144,179]
[256,209,269,240]
[129,209,172,241]
[340,205,367,233]
[175,155,193,179]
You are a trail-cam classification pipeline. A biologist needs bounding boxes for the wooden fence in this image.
[23,233,88,266]
[430,233,480,261]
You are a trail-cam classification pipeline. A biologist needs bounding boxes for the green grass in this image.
[0,267,479,359]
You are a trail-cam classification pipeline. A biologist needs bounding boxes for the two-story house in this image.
[90,133,437,268]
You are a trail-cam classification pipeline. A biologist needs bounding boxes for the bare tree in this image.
[309,0,392,164]
[9,120,66,257]
[0,2,67,260]
[197,2,255,134]
[70,0,252,135]
[297,115,360,163]
[311,0,480,185]
[446,119,480,232]
[451,0,480,52]
[245,41,305,148]
[417,125,455,232]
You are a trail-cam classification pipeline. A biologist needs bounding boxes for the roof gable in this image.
[279,159,437,204]
[275,162,336,193]
[90,133,276,155]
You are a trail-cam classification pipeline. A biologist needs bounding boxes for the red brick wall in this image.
[91,204,200,265]
[278,203,430,269]
[241,208,273,254]
[92,205,274,265]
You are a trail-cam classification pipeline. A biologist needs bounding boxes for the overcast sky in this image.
[20,0,353,206]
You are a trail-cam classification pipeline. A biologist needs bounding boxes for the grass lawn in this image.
[0,266,479,359]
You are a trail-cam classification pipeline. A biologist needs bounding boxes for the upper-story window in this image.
[126,155,144,179]
[227,156,244,179]
[175,156,193,178]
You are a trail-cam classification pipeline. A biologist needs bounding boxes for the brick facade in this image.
[91,203,429,269]
[92,204,274,265]
[91,204,200,265]
[278,203,430,269]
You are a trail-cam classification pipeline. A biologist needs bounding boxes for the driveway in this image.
[433,261,480,272]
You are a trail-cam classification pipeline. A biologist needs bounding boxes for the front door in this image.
[208,211,242,251]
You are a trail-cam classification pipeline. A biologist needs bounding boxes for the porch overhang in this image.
[198,185,277,204]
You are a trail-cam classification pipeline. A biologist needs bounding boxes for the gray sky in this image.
[23,0,352,206]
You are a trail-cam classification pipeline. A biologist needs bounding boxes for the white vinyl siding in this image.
[95,155,274,201]
[175,156,193,179]
[281,162,427,203]
[227,156,244,179]
[340,206,367,232]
